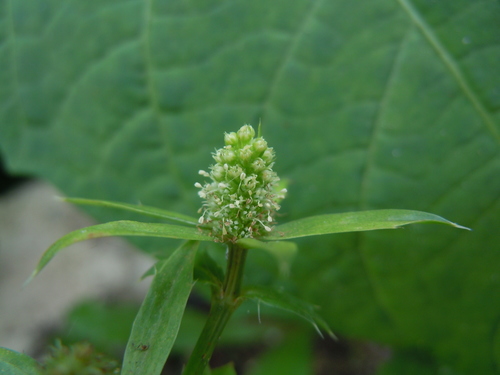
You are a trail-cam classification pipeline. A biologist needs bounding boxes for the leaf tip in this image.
[329,331,338,340]
[452,222,471,231]
[23,270,38,287]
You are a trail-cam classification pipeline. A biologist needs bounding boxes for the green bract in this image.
[196,125,286,243]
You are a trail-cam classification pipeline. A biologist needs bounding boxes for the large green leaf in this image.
[122,241,198,375]
[1,0,499,373]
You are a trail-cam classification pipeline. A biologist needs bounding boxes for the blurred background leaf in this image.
[1,0,499,373]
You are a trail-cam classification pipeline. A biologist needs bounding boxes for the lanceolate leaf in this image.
[28,221,211,282]
[0,347,42,375]
[122,241,198,375]
[243,285,334,339]
[265,210,469,240]
[64,197,200,226]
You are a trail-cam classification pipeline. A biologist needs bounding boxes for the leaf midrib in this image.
[396,0,500,143]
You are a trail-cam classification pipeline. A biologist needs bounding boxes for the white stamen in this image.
[198,170,210,177]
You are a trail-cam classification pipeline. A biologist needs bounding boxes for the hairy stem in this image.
[183,243,248,375]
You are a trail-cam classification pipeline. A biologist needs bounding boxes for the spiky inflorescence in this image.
[196,125,286,243]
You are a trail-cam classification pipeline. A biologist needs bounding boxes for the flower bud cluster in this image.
[196,125,286,243]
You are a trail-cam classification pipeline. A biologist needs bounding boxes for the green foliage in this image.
[41,341,119,375]
[63,198,200,226]
[246,330,313,375]
[1,0,499,373]
[26,220,210,282]
[209,363,238,375]
[0,342,119,375]
[0,347,42,375]
[265,209,468,239]
[122,241,198,374]
[242,285,334,338]
[60,301,139,355]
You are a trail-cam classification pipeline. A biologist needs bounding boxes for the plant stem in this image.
[183,243,248,375]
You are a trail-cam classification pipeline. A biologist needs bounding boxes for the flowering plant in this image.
[196,125,285,241]
[6,125,468,375]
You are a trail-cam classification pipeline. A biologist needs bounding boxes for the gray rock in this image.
[0,181,153,355]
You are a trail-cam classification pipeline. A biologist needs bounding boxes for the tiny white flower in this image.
[199,170,210,177]
[196,124,284,242]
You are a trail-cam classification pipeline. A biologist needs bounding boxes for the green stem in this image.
[183,243,248,375]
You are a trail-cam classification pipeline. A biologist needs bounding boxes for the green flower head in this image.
[196,125,286,243]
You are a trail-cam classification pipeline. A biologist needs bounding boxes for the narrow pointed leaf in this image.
[242,285,334,339]
[140,260,161,281]
[64,197,200,226]
[28,221,211,282]
[0,347,42,375]
[265,209,469,240]
[140,263,157,281]
[122,241,198,375]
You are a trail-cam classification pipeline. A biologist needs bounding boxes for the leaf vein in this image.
[354,32,413,329]
[50,39,139,126]
[358,29,411,209]
[260,0,324,119]
[429,150,499,213]
[396,0,500,143]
